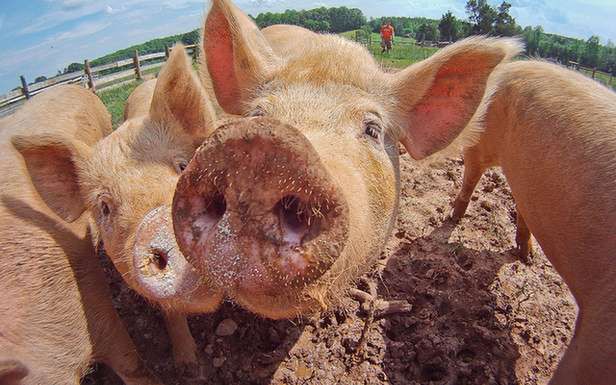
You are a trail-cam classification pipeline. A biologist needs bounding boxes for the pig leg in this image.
[514,207,533,264]
[451,149,486,223]
[97,310,162,385]
[162,311,198,369]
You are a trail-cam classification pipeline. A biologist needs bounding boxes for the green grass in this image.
[98,80,143,128]
[579,68,614,89]
[342,30,438,69]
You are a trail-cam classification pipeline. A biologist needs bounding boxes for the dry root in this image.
[349,279,413,357]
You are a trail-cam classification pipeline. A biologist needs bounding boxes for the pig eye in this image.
[176,160,189,173]
[98,198,112,219]
[364,120,383,140]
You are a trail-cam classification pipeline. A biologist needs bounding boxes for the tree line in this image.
[39,1,613,86]
[254,1,616,75]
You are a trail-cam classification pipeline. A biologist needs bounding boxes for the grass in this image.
[579,68,614,89]
[98,80,143,128]
[341,30,438,69]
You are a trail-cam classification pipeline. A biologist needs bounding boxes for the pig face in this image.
[171,0,523,319]
[13,45,223,313]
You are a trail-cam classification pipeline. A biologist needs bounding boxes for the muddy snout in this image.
[133,205,205,300]
[172,117,349,296]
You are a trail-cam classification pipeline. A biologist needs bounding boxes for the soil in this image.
[84,154,577,385]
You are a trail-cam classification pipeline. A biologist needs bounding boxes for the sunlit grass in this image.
[98,80,143,128]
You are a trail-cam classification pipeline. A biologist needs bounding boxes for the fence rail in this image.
[0,44,197,111]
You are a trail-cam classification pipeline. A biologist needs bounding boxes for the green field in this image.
[579,68,614,89]
[99,80,143,128]
[341,31,438,68]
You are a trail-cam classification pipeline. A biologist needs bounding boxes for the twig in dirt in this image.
[353,281,377,357]
[373,300,413,319]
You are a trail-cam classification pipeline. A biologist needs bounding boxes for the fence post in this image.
[165,45,170,59]
[84,60,96,93]
[592,68,596,79]
[20,75,30,100]
[133,50,142,80]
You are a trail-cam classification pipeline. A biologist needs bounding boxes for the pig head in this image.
[171,0,523,319]
[13,45,222,367]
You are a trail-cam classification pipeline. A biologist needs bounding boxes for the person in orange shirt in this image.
[380,21,395,54]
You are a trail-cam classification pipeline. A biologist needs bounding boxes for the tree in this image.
[584,35,601,68]
[34,76,47,83]
[439,11,458,42]
[466,0,496,35]
[416,23,438,42]
[64,62,84,74]
[494,2,517,36]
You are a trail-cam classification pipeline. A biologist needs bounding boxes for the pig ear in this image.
[391,37,523,160]
[12,134,91,222]
[201,0,279,114]
[0,359,28,384]
[150,43,216,139]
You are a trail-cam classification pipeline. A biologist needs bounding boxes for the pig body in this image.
[173,0,522,319]
[452,61,616,384]
[13,46,221,370]
[0,85,159,385]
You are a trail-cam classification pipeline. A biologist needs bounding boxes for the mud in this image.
[84,153,576,385]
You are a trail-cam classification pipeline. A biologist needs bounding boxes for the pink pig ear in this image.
[12,134,91,222]
[391,36,523,160]
[150,43,216,139]
[201,0,279,115]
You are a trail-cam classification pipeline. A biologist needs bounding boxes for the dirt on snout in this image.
[84,153,577,385]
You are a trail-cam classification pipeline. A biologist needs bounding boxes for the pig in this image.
[124,79,157,121]
[12,45,221,370]
[1,85,160,384]
[450,60,616,384]
[170,0,523,319]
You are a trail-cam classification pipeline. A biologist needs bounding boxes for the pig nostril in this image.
[275,195,321,245]
[207,194,227,219]
[278,196,304,232]
[207,192,227,220]
[150,248,169,272]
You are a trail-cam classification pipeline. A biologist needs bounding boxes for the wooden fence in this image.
[568,61,614,89]
[0,44,197,111]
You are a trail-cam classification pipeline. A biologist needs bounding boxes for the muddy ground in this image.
[85,153,577,385]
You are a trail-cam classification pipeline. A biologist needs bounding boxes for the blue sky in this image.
[0,0,615,93]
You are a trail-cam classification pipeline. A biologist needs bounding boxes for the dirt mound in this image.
[84,155,576,385]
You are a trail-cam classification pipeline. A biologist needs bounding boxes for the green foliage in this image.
[254,7,365,33]
[34,76,47,83]
[64,62,84,74]
[416,23,439,42]
[98,81,142,129]
[368,16,438,39]
[466,0,497,34]
[91,29,200,68]
[494,2,518,36]
[521,27,616,74]
[439,11,458,42]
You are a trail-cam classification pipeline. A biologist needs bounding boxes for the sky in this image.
[0,0,615,93]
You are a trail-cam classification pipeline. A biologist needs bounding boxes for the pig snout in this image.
[133,205,204,300]
[172,117,350,297]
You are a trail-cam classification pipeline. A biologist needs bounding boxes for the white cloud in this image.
[18,3,107,35]
[53,20,112,41]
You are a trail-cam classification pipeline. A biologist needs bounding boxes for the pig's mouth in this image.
[173,117,350,316]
